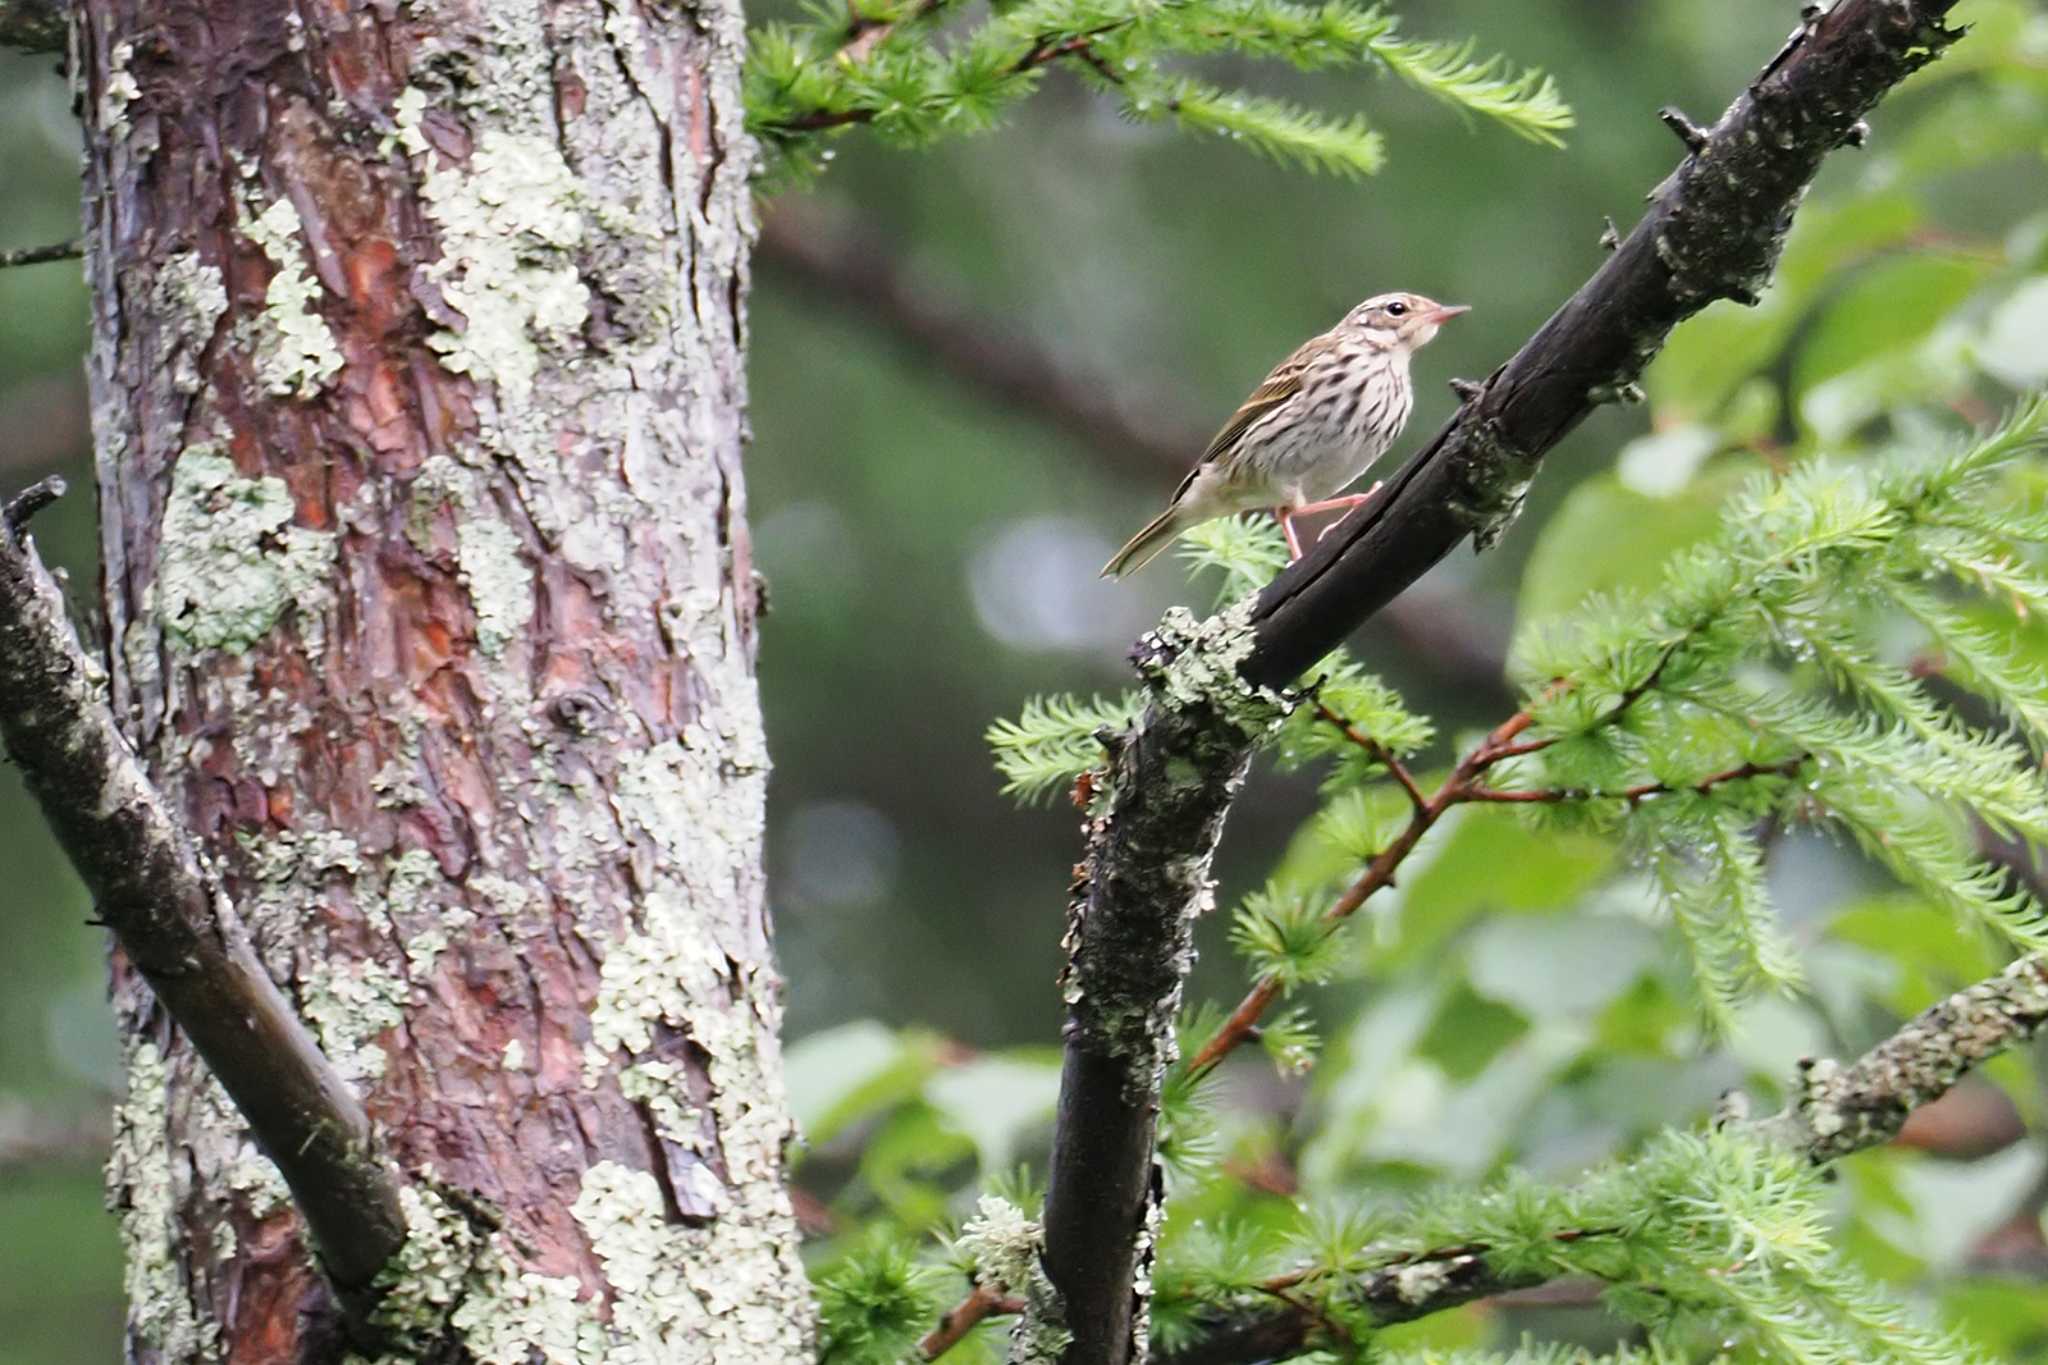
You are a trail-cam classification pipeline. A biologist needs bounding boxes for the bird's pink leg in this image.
[1307,482,1385,542]
[1275,506,1305,560]
[1294,481,1384,519]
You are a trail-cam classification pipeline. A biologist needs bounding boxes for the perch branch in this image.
[1030,5,1969,1362]
[0,481,407,1315]
[1242,0,1961,686]
[755,205,1509,693]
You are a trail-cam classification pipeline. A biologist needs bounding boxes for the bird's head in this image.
[1342,292,1469,353]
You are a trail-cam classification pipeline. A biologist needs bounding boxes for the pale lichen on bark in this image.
[240,195,344,399]
[155,446,336,656]
[1033,603,1293,1365]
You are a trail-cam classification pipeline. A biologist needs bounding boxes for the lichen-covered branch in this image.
[1755,955,2048,1162]
[0,0,64,52]
[1243,0,1963,686]
[1031,607,1291,1365]
[0,483,407,1306]
[1037,5,1971,1361]
[1152,954,2048,1365]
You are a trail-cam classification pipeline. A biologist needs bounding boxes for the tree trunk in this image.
[77,2,810,1359]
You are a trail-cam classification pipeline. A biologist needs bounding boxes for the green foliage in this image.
[1154,1130,1986,1364]
[1506,399,2048,1017]
[890,13,2048,1363]
[746,0,1570,184]
[815,1233,951,1365]
[984,690,1140,803]
[1227,883,1347,991]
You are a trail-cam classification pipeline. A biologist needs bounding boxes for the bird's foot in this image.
[1312,482,1384,541]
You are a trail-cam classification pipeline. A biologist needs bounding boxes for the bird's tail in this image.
[1101,504,1192,578]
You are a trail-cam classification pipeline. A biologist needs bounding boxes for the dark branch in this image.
[0,237,82,270]
[757,204,1211,482]
[1242,0,1960,688]
[0,0,64,52]
[0,484,407,1317]
[1033,5,1969,1363]
[3,474,66,539]
[1039,619,1276,1365]
[1154,954,2048,1365]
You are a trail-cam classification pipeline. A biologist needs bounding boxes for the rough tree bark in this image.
[74,2,810,1359]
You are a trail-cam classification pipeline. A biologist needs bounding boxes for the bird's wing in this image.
[1171,340,1321,503]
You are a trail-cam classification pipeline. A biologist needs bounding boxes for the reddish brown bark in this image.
[77,2,805,1358]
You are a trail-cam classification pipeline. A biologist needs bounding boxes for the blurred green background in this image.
[4,1,2046,1357]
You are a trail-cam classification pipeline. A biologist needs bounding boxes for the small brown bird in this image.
[1101,292,1468,577]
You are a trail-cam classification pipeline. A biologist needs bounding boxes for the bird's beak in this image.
[1425,304,1471,325]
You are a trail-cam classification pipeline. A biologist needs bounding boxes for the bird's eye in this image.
[1384,301,1408,318]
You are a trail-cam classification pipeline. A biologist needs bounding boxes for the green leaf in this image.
[1979,275,2048,390]
[1228,884,1348,990]
[926,1052,1061,1172]
[1791,254,1991,402]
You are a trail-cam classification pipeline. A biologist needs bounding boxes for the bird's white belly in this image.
[1266,367,1410,502]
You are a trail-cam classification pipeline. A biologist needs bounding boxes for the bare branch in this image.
[0,483,407,1316]
[0,238,81,270]
[919,1282,1026,1360]
[1463,754,1808,806]
[1032,5,1970,1362]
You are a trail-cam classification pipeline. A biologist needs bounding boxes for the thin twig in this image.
[768,26,1120,133]
[918,1283,1027,1360]
[836,0,946,63]
[1464,755,1809,806]
[1313,702,1425,813]
[1188,700,1545,1075]
[0,238,82,270]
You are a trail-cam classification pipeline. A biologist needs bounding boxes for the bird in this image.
[1100,292,1468,577]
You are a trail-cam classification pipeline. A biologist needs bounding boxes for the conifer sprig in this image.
[747,0,1571,183]
[1501,398,2048,1011]
[985,690,1141,803]
[1152,1129,1987,1365]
